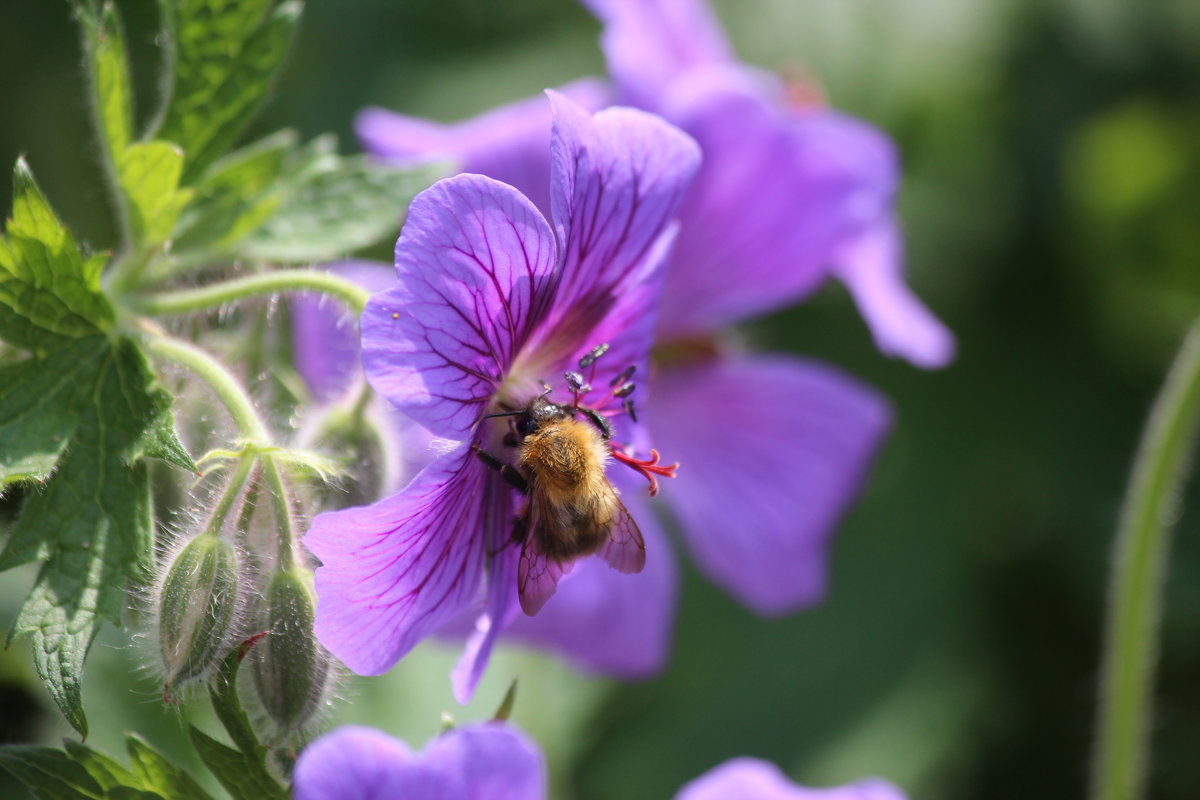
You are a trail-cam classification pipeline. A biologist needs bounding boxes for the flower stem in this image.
[262,455,297,570]
[1091,317,1200,800]
[130,270,371,317]
[141,332,270,444]
[205,454,258,537]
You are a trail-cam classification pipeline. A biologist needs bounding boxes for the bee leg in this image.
[503,431,520,448]
[486,512,528,557]
[579,407,613,440]
[471,443,529,494]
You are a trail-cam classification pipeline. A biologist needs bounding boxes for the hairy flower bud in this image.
[251,566,333,733]
[156,532,244,692]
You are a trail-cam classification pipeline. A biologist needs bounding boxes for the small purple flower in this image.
[304,91,700,700]
[676,758,907,800]
[293,723,545,800]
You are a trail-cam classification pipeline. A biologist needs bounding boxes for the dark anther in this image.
[578,343,610,369]
[623,398,638,424]
[581,407,614,440]
[612,382,636,399]
[564,371,587,393]
[609,365,636,387]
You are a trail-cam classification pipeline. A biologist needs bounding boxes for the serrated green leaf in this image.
[0,746,105,800]
[124,735,214,800]
[2,338,169,735]
[63,740,138,793]
[188,730,286,800]
[0,337,106,487]
[135,392,198,473]
[0,160,113,351]
[116,142,194,247]
[158,0,303,184]
[234,159,443,262]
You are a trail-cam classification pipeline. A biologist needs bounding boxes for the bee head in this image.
[518,396,568,436]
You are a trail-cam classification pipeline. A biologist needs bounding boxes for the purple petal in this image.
[362,174,557,440]
[357,78,611,217]
[676,758,907,800]
[305,444,489,675]
[451,481,520,705]
[656,72,901,337]
[293,261,397,402]
[505,491,677,677]
[294,723,546,800]
[520,91,698,382]
[294,726,422,800]
[582,0,733,109]
[421,723,546,800]
[647,354,890,614]
[833,216,956,369]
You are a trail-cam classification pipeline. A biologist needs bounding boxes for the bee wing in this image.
[597,495,646,574]
[517,496,575,616]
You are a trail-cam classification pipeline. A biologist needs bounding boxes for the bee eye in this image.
[517,417,538,437]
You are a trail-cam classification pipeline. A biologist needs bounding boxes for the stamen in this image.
[612,382,635,399]
[578,343,610,369]
[610,365,635,387]
[611,447,679,497]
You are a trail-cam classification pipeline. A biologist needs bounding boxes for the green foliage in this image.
[0,738,216,800]
[0,161,112,352]
[188,644,288,800]
[173,134,442,264]
[0,338,182,737]
[233,156,443,262]
[86,2,135,159]
[116,142,193,247]
[157,0,304,185]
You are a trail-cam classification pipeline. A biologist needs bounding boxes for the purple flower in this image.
[676,759,907,800]
[293,723,544,800]
[348,0,915,628]
[304,91,700,701]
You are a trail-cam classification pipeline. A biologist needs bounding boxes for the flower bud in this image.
[302,402,395,508]
[156,532,244,691]
[251,566,332,733]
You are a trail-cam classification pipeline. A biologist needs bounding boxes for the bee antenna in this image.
[481,410,525,421]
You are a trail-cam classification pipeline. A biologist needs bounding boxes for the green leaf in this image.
[188,731,286,800]
[84,1,135,158]
[0,746,105,800]
[0,160,113,351]
[158,0,303,184]
[185,640,286,800]
[134,389,199,473]
[62,740,138,793]
[124,735,214,800]
[0,337,106,487]
[233,158,443,262]
[1,338,172,736]
[172,130,298,253]
[116,142,194,247]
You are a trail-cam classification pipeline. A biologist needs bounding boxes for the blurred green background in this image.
[3,0,1200,798]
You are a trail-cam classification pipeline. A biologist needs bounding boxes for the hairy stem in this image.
[131,270,370,318]
[262,456,297,570]
[1091,317,1200,800]
[141,332,270,444]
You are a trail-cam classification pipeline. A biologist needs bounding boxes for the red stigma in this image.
[612,447,679,497]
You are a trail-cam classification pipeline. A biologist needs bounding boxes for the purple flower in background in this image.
[581,0,953,363]
[293,723,544,800]
[676,758,906,800]
[304,91,700,701]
